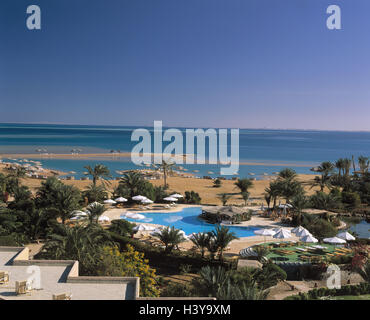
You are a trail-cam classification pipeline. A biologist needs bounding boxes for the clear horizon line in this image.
[1,121,370,133]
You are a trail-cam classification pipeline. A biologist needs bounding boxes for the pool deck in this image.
[104,204,302,255]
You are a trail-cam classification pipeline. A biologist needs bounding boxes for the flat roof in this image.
[0,248,137,300]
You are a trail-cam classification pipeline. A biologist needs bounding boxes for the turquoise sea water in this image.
[123,206,258,237]
[2,123,370,179]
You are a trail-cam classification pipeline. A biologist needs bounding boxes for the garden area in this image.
[253,242,354,264]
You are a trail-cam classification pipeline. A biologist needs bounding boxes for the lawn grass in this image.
[256,242,352,263]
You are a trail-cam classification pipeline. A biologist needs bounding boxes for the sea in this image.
[1,123,370,180]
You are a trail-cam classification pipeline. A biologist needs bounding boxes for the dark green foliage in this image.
[36,177,82,224]
[184,191,201,204]
[309,191,342,210]
[82,184,107,203]
[255,263,287,290]
[36,223,113,275]
[341,191,361,208]
[108,219,135,237]
[213,178,222,188]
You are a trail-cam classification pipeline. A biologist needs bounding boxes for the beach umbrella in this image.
[104,199,116,205]
[273,227,291,234]
[125,212,145,220]
[301,234,318,243]
[132,195,147,201]
[337,231,356,241]
[170,194,183,198]
[141,199,153,204]
[115,197,128,203]
[273,229,292,239]
[254,228,276,243]
[291,226,307,234]
[323,237,347,244]
[163,197,178,202]
[98,215,110,222]
[278,204,293,209]
[133,224,155,232]
[295,229,312,237]
[254,229,276,236]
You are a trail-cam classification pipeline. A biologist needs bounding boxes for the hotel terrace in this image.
[0,246,139,300]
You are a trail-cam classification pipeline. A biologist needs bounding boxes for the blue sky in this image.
[0,0,369,130]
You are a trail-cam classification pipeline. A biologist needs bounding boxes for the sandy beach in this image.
[0,152,317,167]
[0,160,319,205]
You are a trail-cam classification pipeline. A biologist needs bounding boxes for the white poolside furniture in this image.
[0,271,9,284]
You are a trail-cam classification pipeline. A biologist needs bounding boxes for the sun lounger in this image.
[296,248,307,252]
[52,293,72,300]
[0,271,9,284]
[15,280,31,295]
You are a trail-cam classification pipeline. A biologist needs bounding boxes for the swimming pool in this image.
[122,206,259,237]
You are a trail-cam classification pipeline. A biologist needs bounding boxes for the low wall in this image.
[0,246,140,299]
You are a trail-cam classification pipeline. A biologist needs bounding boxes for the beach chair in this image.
[0,271,9,285]
[15,281,31,295]
[52,293,72,300]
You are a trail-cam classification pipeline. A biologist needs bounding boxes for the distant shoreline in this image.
[0,153,316,167]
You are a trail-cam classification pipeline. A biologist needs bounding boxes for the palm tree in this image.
[278,168,297,181]
[264,181,281,209]
[212,225,238,260]
[234,178,253,193]
[264,192,271,209]
[206,236,219,260]
[40,224,112,274]
[119,172,146,198]
[358,156,370,175]
[217,193,231,206]
[54,185,82,224]
[156,160,176,189]
[343,158,352,177]
[241,192,250,206]
[311,161,334,192]
[84,164,111,187]
[335,158,345,177]
[36,178,82,224]
[153,226,186,253]
[197,266,229,298]
[190,232,210,258]
[291,193,307,225]
[85,202,106,224]
[83,184,107,203]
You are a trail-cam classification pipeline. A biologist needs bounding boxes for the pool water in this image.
[349,220,370,239]
[123,206,259,237]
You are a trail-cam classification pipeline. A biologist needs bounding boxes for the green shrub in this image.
[184,191,201,204]
[284,283,370,300]
[0,234,21,246]
[341,192,361,208]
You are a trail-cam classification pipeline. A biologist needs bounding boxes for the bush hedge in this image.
[0,235,21,246]
[284,282,370,300]
[109,232,237,274]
